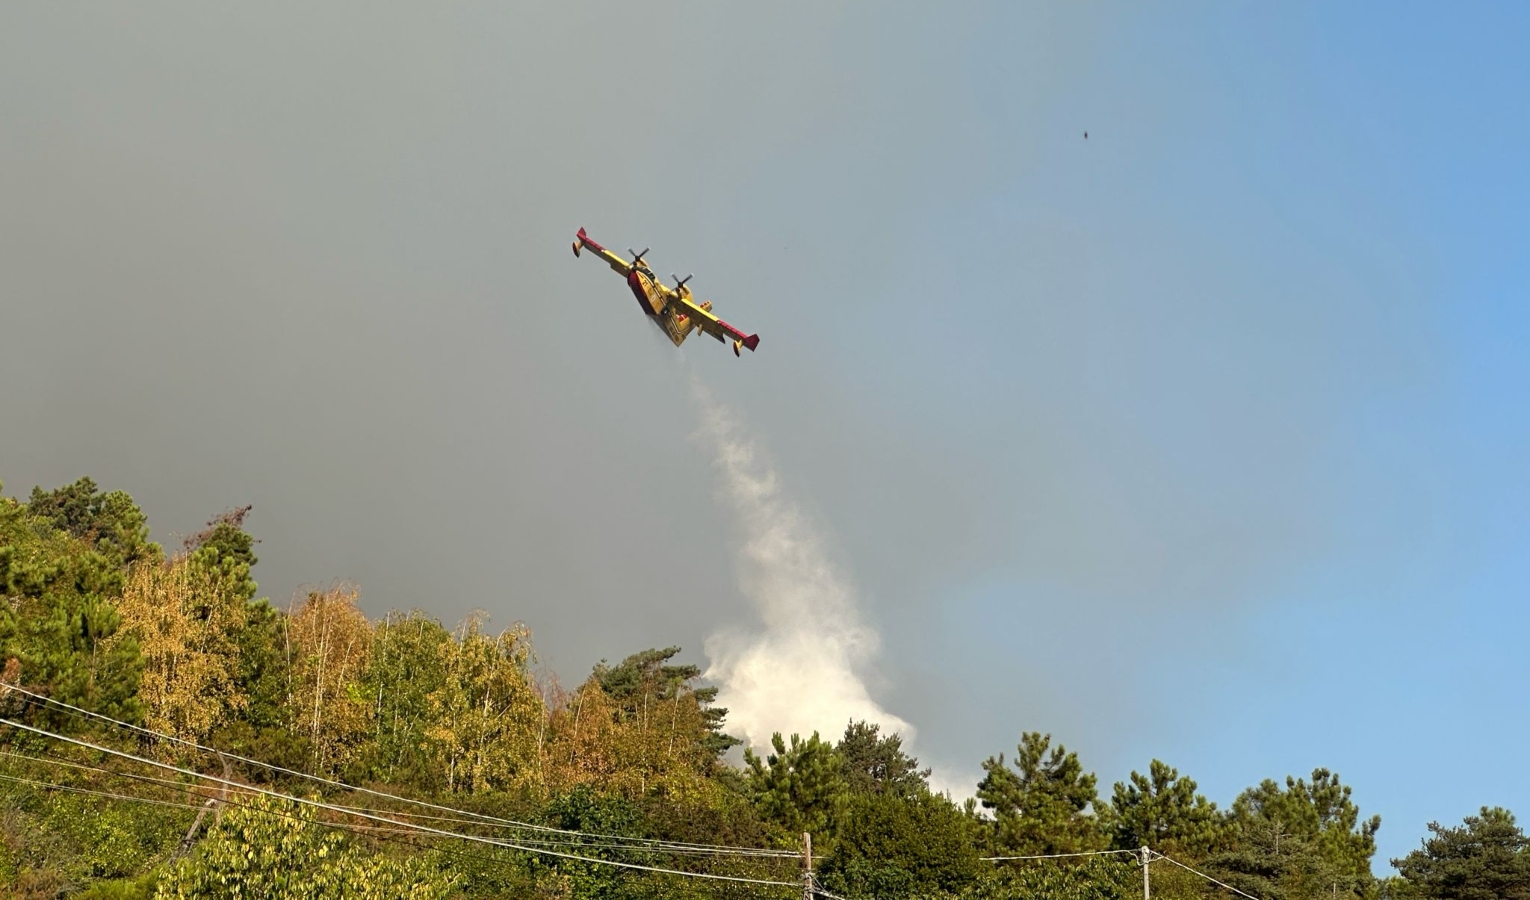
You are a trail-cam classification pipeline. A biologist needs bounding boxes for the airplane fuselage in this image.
[626,266,696,347]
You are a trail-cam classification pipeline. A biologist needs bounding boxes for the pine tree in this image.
[26,477,160,571]
[745,731,849,844]
[1110,759,1223,856]
[1391,807,1530,900]
[1,483,143,726]
[1209,768,1380,899]
[977,731,1105,855]
[836,719,932,799]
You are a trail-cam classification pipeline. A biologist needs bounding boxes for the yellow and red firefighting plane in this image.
[572,227,760,357]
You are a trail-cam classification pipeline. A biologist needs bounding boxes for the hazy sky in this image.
[3,2,1527,868]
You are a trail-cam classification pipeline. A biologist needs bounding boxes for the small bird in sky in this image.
[1084,131,1089,139]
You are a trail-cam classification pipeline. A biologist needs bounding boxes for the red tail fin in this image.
[573,226,608,255]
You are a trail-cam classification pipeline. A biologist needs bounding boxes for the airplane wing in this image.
[667,289,761,356]
[571,227,633,275]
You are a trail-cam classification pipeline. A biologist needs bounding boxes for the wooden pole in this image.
[803,832,813,900]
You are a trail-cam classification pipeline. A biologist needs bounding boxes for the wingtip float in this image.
[572,227,760,357]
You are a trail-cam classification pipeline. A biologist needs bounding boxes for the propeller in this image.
[628,247,650,268]
[672,273,693,292]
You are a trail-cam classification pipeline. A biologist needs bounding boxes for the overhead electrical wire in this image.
[1,754,1271,900]
[2,690,1276,898]
[980,844,1270,900]
[982,848,1142,861]
[2,744,789,862]
[0,761,513,869]
[306,802,793,859]
[0,714,799,889]
[1151,850,1267,900]
[809,873,853,900]
[0,770,205,812]
[1,748,218,795]
[0,683,797,859]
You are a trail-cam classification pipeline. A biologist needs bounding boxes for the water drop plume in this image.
[691,380,913,751]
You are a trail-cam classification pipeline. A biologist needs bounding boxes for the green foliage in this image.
[5,473,1525,900]
[546,783,644,836]
[977,732,1104,856]
[1208,767,1380,898]
[595,646,741,759]
[358,610,455,790]
[745,732,849,844]
[0,489,144,726]
[1203,818,1345,900]
[836,719,931,799]
[183,505,258,604]
[0,771,186,896]
[964,855,1137,900]
[26,477,161,571]
[1109,759,1223,856]
[208,598,311,774]
[538,786,649,900]
[820,790,981,899]
[635,790,774,861]
[75,873,160,900]
[594,647,695,706]
[423,615,543,794]
[155,794,455,900]
[1390,806,1530,900]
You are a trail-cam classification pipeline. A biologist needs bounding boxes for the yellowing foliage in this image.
[540,675,724,805]
[111,556,248,744]
[287,585,373,774]
[422,614,544,794]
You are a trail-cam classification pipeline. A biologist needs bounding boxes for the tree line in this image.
[1,477,1524,899]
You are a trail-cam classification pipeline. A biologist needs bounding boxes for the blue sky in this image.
[854,3,1530,866]
[2,1,1527,871]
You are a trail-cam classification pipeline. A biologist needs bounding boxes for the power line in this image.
[1,764,525,872]
[0,715,798,889]
[983,848,1142,861]
[2,716,1278,900]
[4,743,785,861]
[306,801,793,859]
[0,770,205,812]
[1,748,215,795]
[809,877,853,900]
[4,736,792,876]
[0,762,571,886]
[0,684,796,859]
[1151,851,1267,900]
[979,845,1269,900]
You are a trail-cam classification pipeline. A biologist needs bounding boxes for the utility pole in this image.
[802,832,813,900]
[1141,846,1151,900]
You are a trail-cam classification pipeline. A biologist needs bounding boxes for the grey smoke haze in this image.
[0,1,1024,762]
[2,3,1493,860]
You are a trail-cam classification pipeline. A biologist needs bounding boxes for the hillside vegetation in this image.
[1,478,1522,899]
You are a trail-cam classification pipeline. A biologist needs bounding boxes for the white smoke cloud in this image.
[691,380,914,751]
